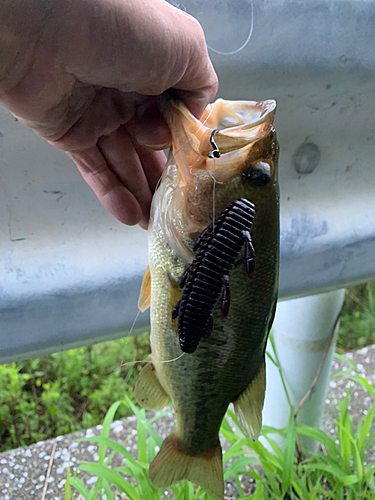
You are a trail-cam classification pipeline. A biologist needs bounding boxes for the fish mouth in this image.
[161,97,277,185]
[197,99,277,157]
[156,97,277,260]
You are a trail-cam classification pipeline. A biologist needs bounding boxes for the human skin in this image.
[0,0,218,228]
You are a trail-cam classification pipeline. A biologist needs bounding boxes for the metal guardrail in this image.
[1,0,375,364]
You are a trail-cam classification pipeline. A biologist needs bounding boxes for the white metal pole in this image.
[262,289,346,450]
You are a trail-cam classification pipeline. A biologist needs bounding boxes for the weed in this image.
[1,282,374,454]
[63,296,375,499]
[65,389,375,499]
[0,335,150,452]
[337,283,375,352]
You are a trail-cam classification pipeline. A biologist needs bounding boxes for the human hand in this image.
[0,0,218,228]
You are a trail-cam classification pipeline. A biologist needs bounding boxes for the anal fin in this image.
[149,433,224,499]
[134,360,169,411]
[233,359,266,440]
[138,265,151,312]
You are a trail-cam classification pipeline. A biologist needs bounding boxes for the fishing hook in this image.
[208,129,220,158]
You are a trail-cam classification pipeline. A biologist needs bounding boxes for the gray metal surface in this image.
[1,0,375,363]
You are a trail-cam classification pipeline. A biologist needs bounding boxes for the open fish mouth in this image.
[194,99,276,157]
[161,96,277,184]
[155,96,278,262]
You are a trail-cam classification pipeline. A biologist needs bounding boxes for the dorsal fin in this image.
[138,265,151,312]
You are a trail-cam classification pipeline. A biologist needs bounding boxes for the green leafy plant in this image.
[64,309,375,499]
[65,399,230,500]
[0,282,373,453]
[337,282,375,351]
[65,384,375,500]
[0,334,150,452]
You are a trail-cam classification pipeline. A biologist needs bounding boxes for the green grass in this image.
[65,371,375,500]
[337,282,375,352]
[0,282,374,453]
[0,334,150,452]
[63,303,375,499]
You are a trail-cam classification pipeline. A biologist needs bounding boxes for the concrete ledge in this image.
[1,346,374,499]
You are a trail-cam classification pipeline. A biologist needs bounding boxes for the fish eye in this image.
[243,161,272,186]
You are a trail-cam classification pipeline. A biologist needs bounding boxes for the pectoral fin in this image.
[149,433,224,500]
[134,360,169,410]
[138,265,151,312]
[233,360,266,440]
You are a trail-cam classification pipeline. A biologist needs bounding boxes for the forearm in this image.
[0,0,48,95]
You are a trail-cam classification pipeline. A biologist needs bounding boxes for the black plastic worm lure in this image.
[172,198,256,353]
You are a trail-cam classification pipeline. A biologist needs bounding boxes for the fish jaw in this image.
[161,96,276,179]
[158,97,278,240]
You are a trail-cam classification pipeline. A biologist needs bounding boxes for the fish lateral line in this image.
[172,198,256,354]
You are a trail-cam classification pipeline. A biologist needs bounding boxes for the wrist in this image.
[0,0,47,95]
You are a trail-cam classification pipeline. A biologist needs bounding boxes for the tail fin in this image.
[149,433,224,499]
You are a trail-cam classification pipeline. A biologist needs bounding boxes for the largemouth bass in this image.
[136,97,279,499]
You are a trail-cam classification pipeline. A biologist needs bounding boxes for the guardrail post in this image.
[262,289,346,450]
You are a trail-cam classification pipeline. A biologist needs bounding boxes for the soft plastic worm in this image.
[172,198,256,353]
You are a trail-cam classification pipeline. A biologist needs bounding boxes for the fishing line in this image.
[124,308,184,366]
[207,0,254,56]
[119,104,216,371]
[207,126,221,230]
[120,359,146,368]
[196,103,214,135]
[169,1,254,56]
[119,291,187,368]
[120,351,186,368]
[209,167,217,232]
[168,103,214,160]
[127,309,142,338]
[160,352,186,364]
[212,173,216,230]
